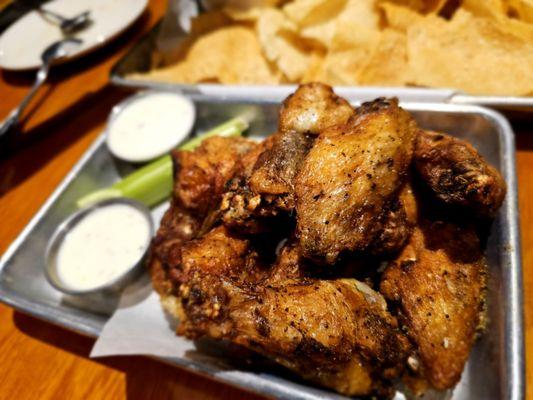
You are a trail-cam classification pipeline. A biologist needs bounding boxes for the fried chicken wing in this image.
[414,130,506,218]
[149,204,201,296]
[221,84,356,234]
[219,135,285,233]
[149,136,259,300]
[173,136,258,216]
[248,130,313,209]
[171,227,410,397]
[295,98,417,264]
[278,82,354,136]
[220,130,312,233]
[380,221,486,390]
[369,182,417,255]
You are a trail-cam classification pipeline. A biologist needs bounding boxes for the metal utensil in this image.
[0,38,82,140]
[38,8,92,35]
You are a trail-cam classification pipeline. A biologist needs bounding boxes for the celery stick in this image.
[179,117,249,151]
[76,117,248,209]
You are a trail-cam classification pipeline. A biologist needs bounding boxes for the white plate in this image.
[0,0,148,70]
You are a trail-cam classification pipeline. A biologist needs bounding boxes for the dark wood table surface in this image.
[0,0,531,398]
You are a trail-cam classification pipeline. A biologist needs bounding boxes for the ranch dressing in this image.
[56,204,151,291]
[107,92,195,162]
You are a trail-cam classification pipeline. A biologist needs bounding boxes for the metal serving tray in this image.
[111,23,533,111]
[0,99,524,400]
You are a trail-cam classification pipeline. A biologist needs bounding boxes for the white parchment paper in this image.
[90,274,195,358]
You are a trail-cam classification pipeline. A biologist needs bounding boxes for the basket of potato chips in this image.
[113,0,533,101]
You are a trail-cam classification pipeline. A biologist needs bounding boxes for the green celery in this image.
[76,117,248,208]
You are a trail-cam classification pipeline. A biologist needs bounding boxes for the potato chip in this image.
[298,18,339,49]
[306,52,354,85]
[313,44,377,85]
[379,2,426,31]
[506,0,533,22]
[357,29,409,85]
[207,0,282,9]
[256,8,312,81]
[303,0,381,53]
[296,0,380,49]
[272,33,315,81]
[406,9,533,95]
[300,51,327,82]
[293,0,347,48]
[313,0,382,83]
[256,7,296,58]
[131,0,533,95]
[222,5,263,21]
[377,0,449,13]
[461,0,533,22]
[460,0,508,18]
[332,0,381,47]
[137,26,281,85]
[460,0,533,37]
[283,0,348,27]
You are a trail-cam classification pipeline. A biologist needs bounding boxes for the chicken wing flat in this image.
[172,226,411,397]
[414,130,506,218]
[295,98,417,264]
[278,82,354,136]
[380,221,486,390]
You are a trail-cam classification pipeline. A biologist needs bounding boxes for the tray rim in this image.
[0,101,524,400]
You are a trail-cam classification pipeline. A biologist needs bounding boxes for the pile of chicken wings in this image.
[148,83,506,398]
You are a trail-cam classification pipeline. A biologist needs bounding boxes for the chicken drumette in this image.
[220,83,354,233]
[414,130,506,218]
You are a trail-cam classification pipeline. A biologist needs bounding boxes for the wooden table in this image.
[0,1,531,399]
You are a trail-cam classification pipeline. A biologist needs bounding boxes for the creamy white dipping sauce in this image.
[107,92,195,162]
[56,204,151,291]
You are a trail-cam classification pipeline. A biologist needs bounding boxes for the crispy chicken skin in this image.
[380,221,486,390]
[221,83,356,234]
[220,130,312,233]
[278,82,354,136]
[257,82,355,202]
[174,227,410,397]
[248,130,313,210]
[295,98,417,264]
[173,136,258,216]
[177,226,267,285]
[219,135,283,233]
[149,136,259,298]
[149,204,200,296]
[370,182,417,255]
[414,130,506,218]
